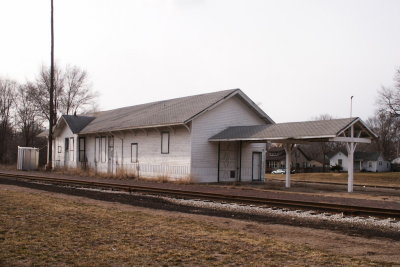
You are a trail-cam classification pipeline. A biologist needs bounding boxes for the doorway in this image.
[252,152,262,181]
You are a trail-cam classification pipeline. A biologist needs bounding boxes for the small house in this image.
[329,151,391,172]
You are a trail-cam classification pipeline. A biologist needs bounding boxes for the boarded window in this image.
[69,137,74,161]
[58,146,62,153]
[79,137,85,162]
[101,136,107,162]
[65,138,69,151]
[108,136,114,162]
[95,137,100,162]
[131,143,138,163]
[161,132,169,154]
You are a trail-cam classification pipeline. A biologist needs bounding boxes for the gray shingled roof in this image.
[330,151,382,161]
[354,152,381,161]
[80,89,272,134]
[62,115,96,134]
[209,118,374,141]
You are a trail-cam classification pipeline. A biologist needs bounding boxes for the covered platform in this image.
[209,117,377,192]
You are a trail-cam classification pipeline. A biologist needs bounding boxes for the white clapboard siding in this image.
[53,123,78,168]
[83,126,191,178]
[191,95,267,182]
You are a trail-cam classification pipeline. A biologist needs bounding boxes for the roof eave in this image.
[336,117,378,139]
[209,135,337,142]
[79,122,188,135]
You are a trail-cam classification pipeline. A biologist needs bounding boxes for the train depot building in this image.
[52,89,376,192]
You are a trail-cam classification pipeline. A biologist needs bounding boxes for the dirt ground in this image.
[1,184,399,266]
[265,172,400,187]
[226,173,400,202]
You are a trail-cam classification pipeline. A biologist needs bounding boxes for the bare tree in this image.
[15,84,44,147]
[60,66,96,115]
[0,78,16,162]
[366,111,399,160]
[378,68,400,117]
[30,65,97,119]
[374,68,400,159]
[30,65,64,127]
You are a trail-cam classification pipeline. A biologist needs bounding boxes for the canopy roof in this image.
[209,117,376,143]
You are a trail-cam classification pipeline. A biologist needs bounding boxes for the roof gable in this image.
[329,151,383,161]
[54,115,96,135]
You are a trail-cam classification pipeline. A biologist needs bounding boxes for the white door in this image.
[252,152,262,181]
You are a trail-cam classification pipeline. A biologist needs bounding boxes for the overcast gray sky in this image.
[1,0,399,123]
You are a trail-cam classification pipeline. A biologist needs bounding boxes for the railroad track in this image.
[268,178,400,190]
[1,172,399,218]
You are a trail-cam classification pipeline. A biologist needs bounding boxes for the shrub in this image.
[330,164,343,172]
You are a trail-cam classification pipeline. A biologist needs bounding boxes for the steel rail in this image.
[1,172,399,218]
[268,178,400,190]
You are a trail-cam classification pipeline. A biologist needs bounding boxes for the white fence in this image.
[17,147,39,171]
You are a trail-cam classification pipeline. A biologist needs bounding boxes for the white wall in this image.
[363,155,391,172]
[329,152,348,171]
[240,142,266,181]
[330,153,391,172]
[52,94,271,182]
[190,95,268,182]
[83,126,191,179]
[53,123,78,168]
[361,161,375,172]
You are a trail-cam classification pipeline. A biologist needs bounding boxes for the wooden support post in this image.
[284,143,294,188]
[346,125,357,193]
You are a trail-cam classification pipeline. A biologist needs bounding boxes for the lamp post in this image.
[350,96,354,118]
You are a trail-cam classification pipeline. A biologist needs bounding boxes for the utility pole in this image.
[47,0,55,170]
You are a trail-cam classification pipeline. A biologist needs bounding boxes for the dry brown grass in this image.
[51,167,193,184]
[0,188,389,266]
[0,164,17,171]
[52,166,137,180]
[153,174,171,183]
[266,172,400,187]
[174,175,194,184]
[152,174,194,184]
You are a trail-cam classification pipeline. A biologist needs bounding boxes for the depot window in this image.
[161,132,169,154]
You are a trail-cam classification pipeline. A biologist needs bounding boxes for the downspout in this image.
[217,142,220,183]
[238,141,242,182]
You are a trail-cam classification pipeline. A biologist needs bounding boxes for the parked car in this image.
[271,169,296,174]
[271,169,286,174]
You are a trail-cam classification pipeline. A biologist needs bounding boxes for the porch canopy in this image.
[209,117,377,192]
